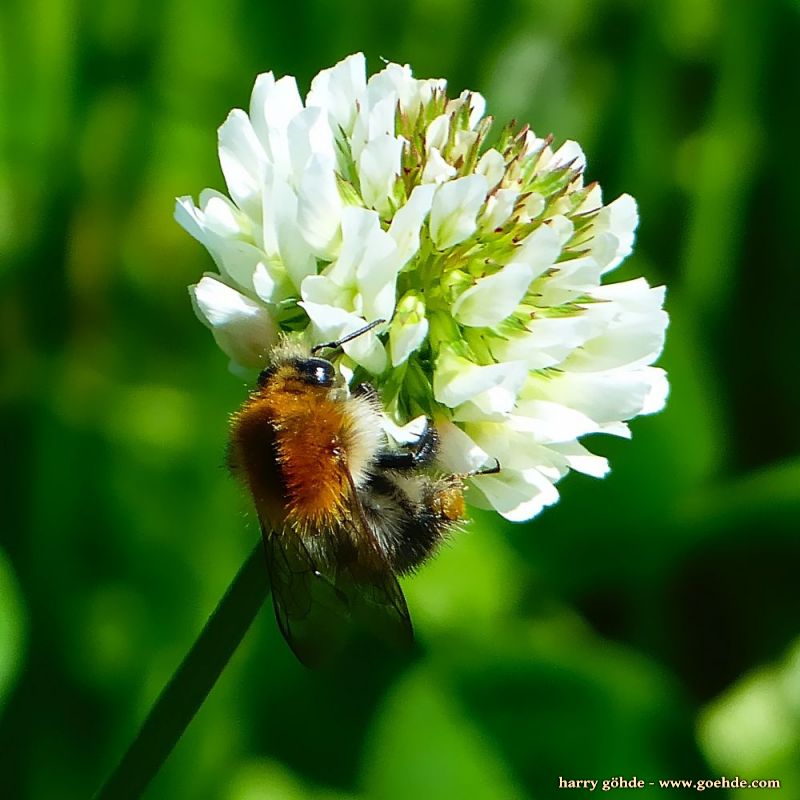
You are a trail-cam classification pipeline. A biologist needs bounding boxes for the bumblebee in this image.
[228,321,497,666]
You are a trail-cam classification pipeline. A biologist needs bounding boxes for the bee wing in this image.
[261,473,414,667]
[262,524,351,668]
[337,470,414,651]
[333,563,414,652]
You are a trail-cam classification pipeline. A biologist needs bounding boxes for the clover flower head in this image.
[178,53,669,521]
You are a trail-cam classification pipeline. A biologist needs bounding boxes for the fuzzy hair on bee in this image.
[226,323,491,667]
[228,336,385,537]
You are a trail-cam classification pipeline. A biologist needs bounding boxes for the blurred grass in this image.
[1,0,799,798]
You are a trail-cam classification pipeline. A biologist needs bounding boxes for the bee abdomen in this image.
[362,474,466,575]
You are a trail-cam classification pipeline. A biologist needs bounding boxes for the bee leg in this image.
[376,421,439,471]
[352,382,379,401]
[470,458,501,476]
[390,475,465,573]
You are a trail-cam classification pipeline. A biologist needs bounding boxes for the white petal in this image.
[388,291,426,365]
[287,106,336,177]
[382,414,428,445]
[368,91,399,137]
[593,278,665,312]
[212,238,269,292]
[256,75,303,134]
[481,188,518,231]
[576,182,603,214]
[421,147,456,184]
[600,421,632,438]
[190,276,277,369]
[300,299,354,338]
[466,91,486,128]
[252,261,292,305]
[523,193,546,220]
[174,196,208,245]
[436,418,491,473]
[514,223,563,276]
[217,109,266,219]
[470,468,559,521]
[306,52,366,135]
[198,189,248,238]
[363,279,398,324]
[375,65,443,127]
[534,257,603,307]
[390,315,428,366]
[429,174,489,249]
[175,196,275,294]
[594,194,638,273]
[300,274,345,306]
[548,441,609,478]
[248,71,275,150]
[249,73,303,165]
[476,149,505,187]
[264,176,317,291]
[325,207,397,318]
[465,421,568,474]
[551,280,665,367]
[467,365,529,416]
[388,183,436,268]
[564,306,669,372]
[452,262,534,327]
[449,401,506,423]
[296,155,343,259]
[510,399,600,443]
[364,64,402,100]
[343,332,387,376]
[258,162,280,256]
[523,130,549,158]
[434,348,527,410]
[338,355,356,385]
[178,224,225,273]
[425,114,450,151]
[355,245,400,319]
[490,314,607,370]
[192,275,257,328]
[300,302,387,374]
[641,367,669,414]
[548,215,575,246]
[589,231,621,271]
[545,139,586,174]
[451,130,477,162]
[322,205,378,287]
[416,77,447,111]
[358,134,405,215]
[351,91,397,160]
[526,367,669,424]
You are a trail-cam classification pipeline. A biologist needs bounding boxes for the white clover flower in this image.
[178,53,669,522]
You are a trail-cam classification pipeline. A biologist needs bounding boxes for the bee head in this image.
[257,356,336,389]
[294,357,336,387]
[257,321,385,391]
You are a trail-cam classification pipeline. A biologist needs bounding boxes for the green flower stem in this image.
[94,542,271,800]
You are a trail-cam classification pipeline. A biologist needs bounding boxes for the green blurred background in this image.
[2,0,799,797]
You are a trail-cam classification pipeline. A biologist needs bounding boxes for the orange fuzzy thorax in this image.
[230,365,351,531]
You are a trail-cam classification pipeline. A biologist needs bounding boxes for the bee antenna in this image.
[311,319,386,355]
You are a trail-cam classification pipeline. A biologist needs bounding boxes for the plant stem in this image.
[94,542,271,800]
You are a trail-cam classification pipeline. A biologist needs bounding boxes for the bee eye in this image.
[298,358,335,387]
